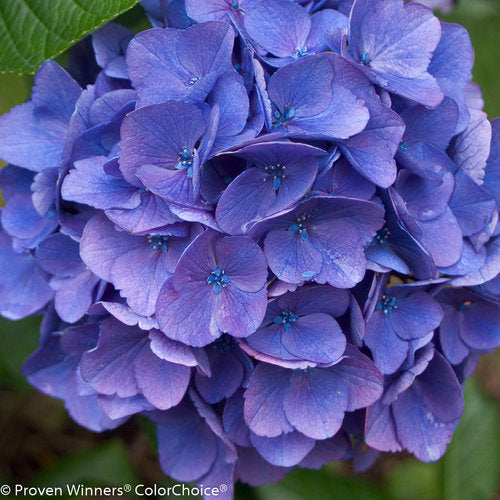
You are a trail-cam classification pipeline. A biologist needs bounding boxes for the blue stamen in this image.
[289,214,310,240]
[373,227,391,246]
[207,266,231,293]
[292,45,309,59]
[176,146,194,178]
[376,294,398,316]
[457,301,471,311]
[361,51,370,65]
[231,0,239,9]
[188,76,200,86]
[262,163,286,190]
[398,142,408,152]
[147,235,169,252]
[272,104,296,128]
[273,309,300,330]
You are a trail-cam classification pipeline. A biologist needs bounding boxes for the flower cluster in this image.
[0,0,499,496]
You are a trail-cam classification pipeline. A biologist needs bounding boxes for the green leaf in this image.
[255,467,390,500]
[31,440,139,488]
[386,460,440,500]
[440,379,500,500]
[0,0,140,74]
[0,315,41,390]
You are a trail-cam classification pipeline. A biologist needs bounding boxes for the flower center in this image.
[292,45,309,59]
[361,51,370,65]
[273,309,300,330]
[376,294,398,316]
[176,146,194,178]
[263,163,287,190]
[374,227,391,246]
[230,0,240,9]
[273,104,296,128]
[289,214,311,241]
[207,266,231,293]
[147,235,169,252]
[212,335,232,352]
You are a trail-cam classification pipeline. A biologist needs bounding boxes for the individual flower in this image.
[250,196,384,288]
[365,346,464,462]
[215,141,325,234]
[364,282,444,374]
[436,288,500,365]
[340,0,444,107]
[156,229,268,346]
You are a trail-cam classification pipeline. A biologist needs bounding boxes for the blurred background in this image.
[0,0,499,498]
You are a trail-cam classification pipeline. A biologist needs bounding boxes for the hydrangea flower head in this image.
[0,0,499,496]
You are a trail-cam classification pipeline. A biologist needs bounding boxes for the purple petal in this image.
[195,351,244,403]
[80,319,146,398]
[119,101,206,184]
[92,23,132,79]
[348,0,443,107]
[268,53,369,139]
[250,431,315,467]
[244,363,294,437]
[51,271,100,323]
[134,345,191,410]
[460,301,500,350]
[244,0,311,58]
[106,191,179,234]
[157,280,220,347]
[208,70,249,137]
[154,404,218,481]
[223,390,251,447]
[237,446,290,487]
[364,311,410,374]
[36,233,83,276]
[215,286,268,338]
[365,399,402,453]
[127,22,234,106]
[149,329,199,366]
[429,22,473,134]
[449,109,491,185]
[282,368,347,439]
[62,156,141,210]
[265,229,323,284]
[390,291,443,341]
[0,232,53,320]
[333,344,384,411]
[312,219,367,288]
[216,235,268,293]
[280,313,346,364]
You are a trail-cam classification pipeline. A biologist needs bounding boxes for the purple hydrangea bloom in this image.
[0,0,499,494]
